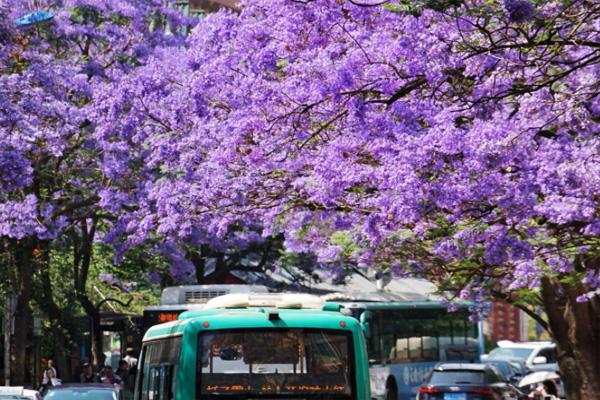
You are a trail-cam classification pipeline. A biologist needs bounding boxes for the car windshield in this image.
[43,388,117,400]
[429,371,485,385]
[488,347,533,360]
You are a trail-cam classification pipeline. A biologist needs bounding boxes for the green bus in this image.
[134,293,371,400]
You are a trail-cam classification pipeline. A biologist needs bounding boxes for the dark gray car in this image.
[417,363,527,400]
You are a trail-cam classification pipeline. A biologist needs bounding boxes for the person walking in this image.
[115,360,129,384]
[80,362,100,383]
[101,365,123,386]
[123,348,138,369]
[40,358,59,395]
[116,359,135,397]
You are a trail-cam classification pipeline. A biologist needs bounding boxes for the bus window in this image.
[378,309,441,363]
[391,338,409,362]
[138,337,181,400]
[370,308,480,364]
[437,318,452,342]
[379,310,409,363]
[420,320,439,360]
[451,313,468,344]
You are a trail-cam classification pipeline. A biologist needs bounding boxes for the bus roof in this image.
[323,291,436,302]
[204,292,325,310]
[142,318,193,340]
[330,300,473,309]
[143,306,356,341]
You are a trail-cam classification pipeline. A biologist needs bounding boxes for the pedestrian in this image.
[123,347,138,369]
[101,365,123,386]
[80,362,100,383]
[115,359,129,385]
[40,358,59,395]
[543,379,559,398]
[123,347,138,382]
[116,359,135,395]
[528,382,554,400]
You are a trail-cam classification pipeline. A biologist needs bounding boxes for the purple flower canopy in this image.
[2,0,598,304]
[91,0,599,301]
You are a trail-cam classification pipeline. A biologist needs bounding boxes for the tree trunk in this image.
[188,247,206,284]
[9,239,35,386]
[36,250,71,382]
[78,294,102,368]
[541,276,600,400]
[72,218,103,367]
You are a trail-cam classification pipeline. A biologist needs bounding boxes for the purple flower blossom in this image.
[99,273,119,285]
[504,0,536,23]
[546,257,573,273]
[81,60,107,78]
[146,271,161,284]
[585,95,600,120]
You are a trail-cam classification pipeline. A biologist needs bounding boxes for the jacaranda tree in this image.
[95,0,599,397]
[0,0,192,383]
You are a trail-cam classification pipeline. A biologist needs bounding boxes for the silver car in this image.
[483,340,558,373]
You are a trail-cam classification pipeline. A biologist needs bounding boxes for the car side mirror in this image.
[532,356,547,364]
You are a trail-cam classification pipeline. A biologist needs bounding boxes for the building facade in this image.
[484,301,529,343]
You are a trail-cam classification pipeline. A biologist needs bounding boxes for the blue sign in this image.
[15,11,54,27]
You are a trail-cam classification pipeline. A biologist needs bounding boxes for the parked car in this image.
[417,363,526,400]
[0,387,41,400]
[482,341,558,372]
[42,384,121,400]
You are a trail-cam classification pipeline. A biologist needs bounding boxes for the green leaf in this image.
[424,0,464,12]
[383,3,422,17]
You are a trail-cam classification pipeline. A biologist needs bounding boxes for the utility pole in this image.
[3,294,16,386]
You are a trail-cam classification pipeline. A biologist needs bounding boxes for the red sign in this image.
[158,312,179,322]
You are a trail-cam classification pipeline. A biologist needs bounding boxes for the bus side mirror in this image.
[359,311,372,338]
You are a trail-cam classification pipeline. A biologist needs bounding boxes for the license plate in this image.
[444,393,467,400]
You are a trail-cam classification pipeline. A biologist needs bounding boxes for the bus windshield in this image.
[198,329,354,398]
